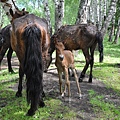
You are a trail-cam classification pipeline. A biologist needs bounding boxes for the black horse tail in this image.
[23,24,43,105]
[96,31,104,62]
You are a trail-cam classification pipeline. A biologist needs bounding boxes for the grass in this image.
[89,90,120,120]
[0,70,77,119]
[0,79,77,120]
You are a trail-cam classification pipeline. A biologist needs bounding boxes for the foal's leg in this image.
[79,49,90,82]
[63,68,71,101]
[71,67,82,98]
[16,66,24,97]
[7,47,14,73]
[58,70,63,95]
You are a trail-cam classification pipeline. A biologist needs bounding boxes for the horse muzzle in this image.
[59,54,64,61]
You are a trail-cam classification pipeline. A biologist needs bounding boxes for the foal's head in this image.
[55,39,65,61]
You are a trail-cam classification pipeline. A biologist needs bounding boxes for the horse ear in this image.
[22,8,29,15]
[9,8,14,17]
[22,8,25,11]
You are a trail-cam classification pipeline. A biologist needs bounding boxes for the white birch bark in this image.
[113,19,120,44]
[89,0,95,23]
[53,0,64,31]
[101,0,118,37]
[43,0,52,35]
[76,0,91,24]
[108,16,115,42]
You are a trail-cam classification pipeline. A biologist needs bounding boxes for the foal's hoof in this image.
[26,109,35,116]
[15,92,22,97]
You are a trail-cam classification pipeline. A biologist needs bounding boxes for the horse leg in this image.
[0,47,8,71]
[16,66,24,97]
[88,47,95,83]
[7,47,14,73]
[71,67,82,99]
[79,49,90,82]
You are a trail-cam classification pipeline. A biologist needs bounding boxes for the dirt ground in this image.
[1,56,120,120]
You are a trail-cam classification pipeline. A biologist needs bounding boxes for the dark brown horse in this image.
[9,9,50,115]
[0,25,14,73]
[49,24,103,83]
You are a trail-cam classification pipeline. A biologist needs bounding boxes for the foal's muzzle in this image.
[59,54,64,61]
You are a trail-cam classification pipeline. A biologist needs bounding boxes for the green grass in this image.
[0,68,77,120]
[89,90,120,120]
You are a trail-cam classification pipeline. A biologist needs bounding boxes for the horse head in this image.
[9,8,29,22]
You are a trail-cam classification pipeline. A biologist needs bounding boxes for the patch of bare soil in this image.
[1,57,120,120]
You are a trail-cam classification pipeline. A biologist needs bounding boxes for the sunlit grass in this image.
[0,69,77,120]
[89,90,120,120]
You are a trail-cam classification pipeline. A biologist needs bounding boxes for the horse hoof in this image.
[88,80,92,83]
[15,92,22,97]
[39,101,45,107]
[26,109,35,116]
[9,70,15,74]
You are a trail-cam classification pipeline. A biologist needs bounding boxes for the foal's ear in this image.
[9,8,14,17]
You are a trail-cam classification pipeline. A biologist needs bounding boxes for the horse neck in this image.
[0,0,17,22]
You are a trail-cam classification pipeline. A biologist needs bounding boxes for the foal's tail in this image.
[23,24,43,105]
[96,31,104,62]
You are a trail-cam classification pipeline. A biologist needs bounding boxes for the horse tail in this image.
[22,24,43,105]
[96,31,104,62]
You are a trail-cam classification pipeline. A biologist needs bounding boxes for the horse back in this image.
[52,24,98,50]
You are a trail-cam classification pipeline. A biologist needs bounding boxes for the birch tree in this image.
[53,0,64,31]
[108,16,116,42]
[101,0,118,37]
[43,0,52,35]
[113,19,120,44]
[76,0,91,24]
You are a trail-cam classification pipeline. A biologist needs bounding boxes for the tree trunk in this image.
[53,0,64,31]
[101,0,118,37]
[76,0,91,24]
[0,5,4,27]
[43,0,52,35]
[108,16,115,42]
[113,19,120,44]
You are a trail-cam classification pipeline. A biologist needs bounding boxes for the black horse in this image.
[0,25,14,73]
[48,24,103,83]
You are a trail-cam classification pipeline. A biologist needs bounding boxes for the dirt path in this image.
[1,57,120,119]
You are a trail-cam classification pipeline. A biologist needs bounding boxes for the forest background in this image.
[0,0,120,43]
